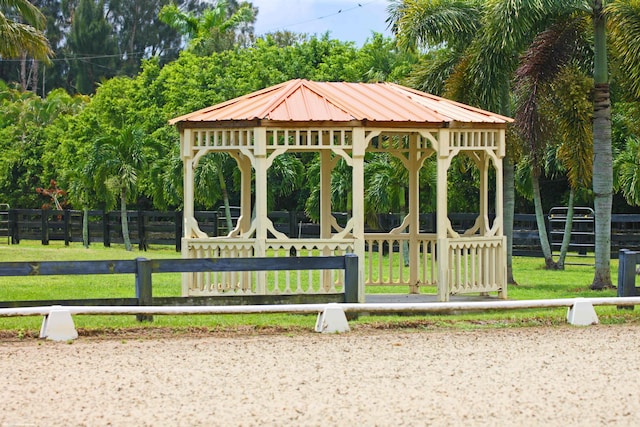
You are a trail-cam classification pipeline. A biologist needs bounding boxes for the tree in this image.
[0,0,52,60]
[388,0,519,283]
[87,125,158,251]
[67,0,117,94]
[158,0,255,55]
[513,19,593,269]
[105,0,197,76]
[389,0,627,289]
[0,85,85,208]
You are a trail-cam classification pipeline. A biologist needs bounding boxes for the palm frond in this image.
[0,12,52,60]
[606,0,640,98]
[388,0,483,51]
[545,65,593,189]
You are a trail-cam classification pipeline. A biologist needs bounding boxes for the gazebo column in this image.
[320,149,334,290]
[436,129,451,302]
[320,150,333,240]
[237,153,253,234]
[478,153,489,234]
[495,130,507,298]
[253,128,268,292]
[182,129,195,239]
[352,128,366,302]
[408,134,420,294]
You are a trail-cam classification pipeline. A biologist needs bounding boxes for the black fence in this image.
[1,208,640,257]
[0,255,360,318]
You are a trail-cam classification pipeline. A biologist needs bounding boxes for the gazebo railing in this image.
[447,236,506,295]
[182,234,505,298]
[364,233,438,288]
[183,238,354,295]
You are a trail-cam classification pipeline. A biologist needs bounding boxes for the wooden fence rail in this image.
[0,254,360,321]
[2,208,640,257]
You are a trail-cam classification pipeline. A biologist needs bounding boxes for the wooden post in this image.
[135,257,153,322]
[41,209,49,245]
[64,209,71,246]
[8,208,17,244]
[103,211,111,247]
[343,253,359,303]
[175,210,182,252]
[408,134,419,293]
[138,210,147,251]
[289,210,297,238]
[617,249,635,310]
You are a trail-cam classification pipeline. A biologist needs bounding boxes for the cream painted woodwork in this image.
[178,125,507,302]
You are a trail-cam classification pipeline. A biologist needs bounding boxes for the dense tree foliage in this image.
[0,31,418,213]
[2,0,640,269]
[0,0,201,95]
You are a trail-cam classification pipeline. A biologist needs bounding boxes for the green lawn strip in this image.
[0,241,639,336]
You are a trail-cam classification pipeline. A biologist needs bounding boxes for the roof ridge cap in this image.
[303,80,363,119]
[252,79,306,119]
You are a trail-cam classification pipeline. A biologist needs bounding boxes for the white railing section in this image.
[450,130,499,149]
[448,237,505,294]
[365,234,437,287]
[183,239,354,296]
[193,129,254,148]
[185,239,255,294]
[266,129,353,149]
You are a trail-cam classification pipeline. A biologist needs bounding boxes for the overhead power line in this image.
[258,1,379,34]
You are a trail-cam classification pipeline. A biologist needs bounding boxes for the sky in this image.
[249,0,393,46]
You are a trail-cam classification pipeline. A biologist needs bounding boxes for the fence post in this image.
[618,249,636,311]
[9,209,18,244]
[138,210,147,251]
[289,210,297,238]
[103,211,110,247]
[343,253,359,303]
[64,209,71,246]
[41,209,49,245]
[175,211,182,252]
[135,257,153,322]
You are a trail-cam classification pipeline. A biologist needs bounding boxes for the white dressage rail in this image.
[3,297,639,340]
[2,296,640,317]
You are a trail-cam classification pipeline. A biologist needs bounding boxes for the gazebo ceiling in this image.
[169,79,512,127]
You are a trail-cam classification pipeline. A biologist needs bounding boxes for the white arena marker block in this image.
[567,299,599,326]
[40,306,78,341]
[315,304,350,333]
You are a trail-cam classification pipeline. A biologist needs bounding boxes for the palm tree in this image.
[389,0,624,289]
[159,0,255,54]
[87,126,158,251]
[388,0,518,282]
[0,0,51,60]
[513,20,593,269]
[194,153,235,233]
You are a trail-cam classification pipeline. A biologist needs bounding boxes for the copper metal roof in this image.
[169,79,512,126]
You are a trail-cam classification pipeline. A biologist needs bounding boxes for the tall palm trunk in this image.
[504,155,516,284]
[120,189,132,251]
[532,172,555,269]
[82,207,89,248]
[217,167,233,234]
[591,0,613,289]
[556,188,576,270]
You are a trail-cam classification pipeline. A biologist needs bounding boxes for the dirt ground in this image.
[1,324,640,427]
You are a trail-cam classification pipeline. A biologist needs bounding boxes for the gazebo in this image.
[170,79,512,302]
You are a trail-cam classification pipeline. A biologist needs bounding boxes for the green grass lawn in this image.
[0,241,637,335]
